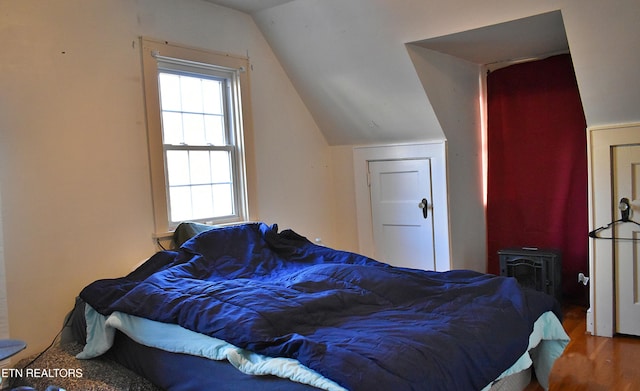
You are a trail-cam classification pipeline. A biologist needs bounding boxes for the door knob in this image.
[419,198,428,219]
[619,197,631,221]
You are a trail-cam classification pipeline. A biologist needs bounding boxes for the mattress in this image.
[6,304,542,391]
[14,294,560,391]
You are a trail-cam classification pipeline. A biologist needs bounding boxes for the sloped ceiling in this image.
[204,0,295,14]
[248,3,571,145]
[410,11,568,71]
[203,1,639,146]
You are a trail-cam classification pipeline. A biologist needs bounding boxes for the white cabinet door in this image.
[368,159,435,270]
[613,144,640,336]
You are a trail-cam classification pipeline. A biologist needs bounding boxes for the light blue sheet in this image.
[77,304,346,391]
[78,305,568,391]
[482,311,570,390]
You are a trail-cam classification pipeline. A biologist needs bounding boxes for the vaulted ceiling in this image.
[199,1,638,146]
[204,0,294,14]
[410,11,568,71]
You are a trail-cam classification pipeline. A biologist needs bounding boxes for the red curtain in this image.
[486,54,588,302]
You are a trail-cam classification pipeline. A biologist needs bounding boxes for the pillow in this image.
[172,222,216,248]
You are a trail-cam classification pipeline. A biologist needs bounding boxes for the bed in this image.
[12,222,569,390]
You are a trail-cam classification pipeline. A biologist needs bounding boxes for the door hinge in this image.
[366,170,371,187]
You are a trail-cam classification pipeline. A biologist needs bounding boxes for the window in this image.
[141,38,253,234]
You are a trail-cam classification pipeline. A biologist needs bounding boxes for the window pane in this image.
[169,186,192,222]
[166,150,190,186]
[191,185,214,219]
[204,115,225,145]
[212,184,233,216]
[210,151,231,183]
[180,75,203,113]
[189,151,211,185]
[183,113,206,146]
[159,73,182,111]
[162,111,183,145]
[202,79,223,115]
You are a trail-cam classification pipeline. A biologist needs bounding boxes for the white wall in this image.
[0,185,9,342]
[0,0,336,358]
[328,146,360,253]
[248,40,336,241]
[406,46,486,271]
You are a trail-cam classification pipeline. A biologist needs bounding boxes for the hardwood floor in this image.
[524,305,640,391]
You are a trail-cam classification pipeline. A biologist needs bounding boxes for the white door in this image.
[368,159,435,270]
[613,144,640,336]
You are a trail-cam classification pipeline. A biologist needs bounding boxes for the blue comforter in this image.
[80,223,560,391]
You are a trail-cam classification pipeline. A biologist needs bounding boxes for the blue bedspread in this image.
[80,223,561,391]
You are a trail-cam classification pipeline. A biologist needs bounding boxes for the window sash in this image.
[163,145,238,224]
[157,67,233,148]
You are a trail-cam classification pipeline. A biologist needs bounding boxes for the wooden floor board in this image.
[525,305,640,390]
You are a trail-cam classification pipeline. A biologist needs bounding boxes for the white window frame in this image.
[141,38,254,235]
